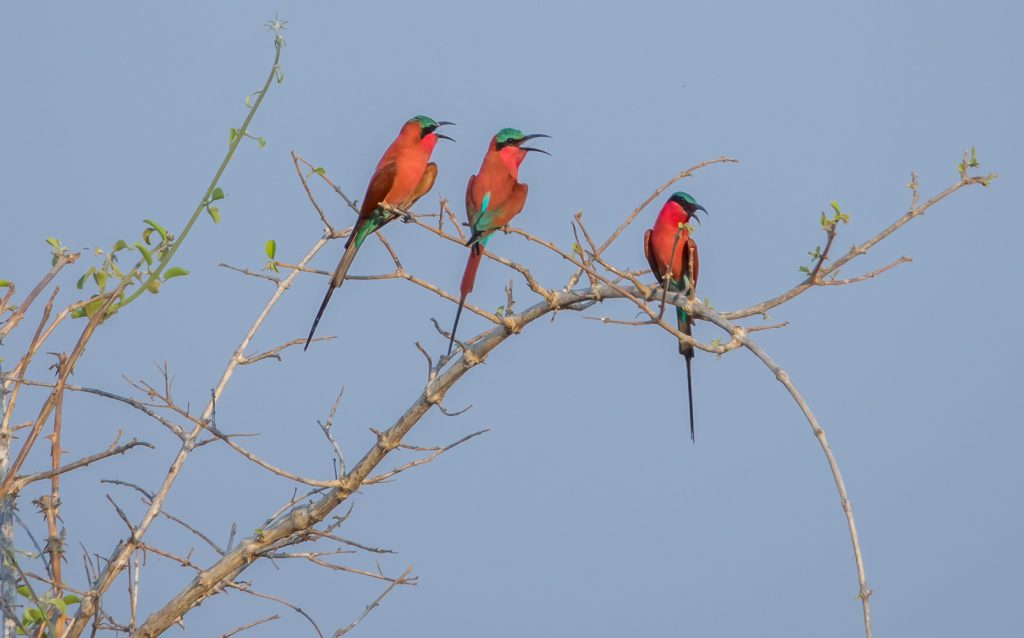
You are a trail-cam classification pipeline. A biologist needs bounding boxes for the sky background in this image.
[2,1,1022,636]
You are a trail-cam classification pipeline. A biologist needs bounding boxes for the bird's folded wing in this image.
[360,161,398,217]
[402,162,437,209]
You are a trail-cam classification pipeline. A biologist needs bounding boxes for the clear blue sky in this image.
[2,1,1021,636]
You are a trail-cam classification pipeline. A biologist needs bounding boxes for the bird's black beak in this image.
[519,133,550,143]
[432,121,455,141]
[690,204,708,224]
[518,133,551,155]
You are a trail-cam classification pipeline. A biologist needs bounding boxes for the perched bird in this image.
[644,191,708,441]
[446,128,549,356]
[305,115,454,350]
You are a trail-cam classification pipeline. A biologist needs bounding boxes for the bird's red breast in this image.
[361,120,440,216]
[467,139,528,218]
[649,199,694,282]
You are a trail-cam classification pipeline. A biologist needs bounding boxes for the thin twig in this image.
[333,566,414,637]
[222,614,280,638]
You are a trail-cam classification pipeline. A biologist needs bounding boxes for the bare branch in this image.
[334,566,414,637]
[318,388,347,476]
[227,582,324,638]
[219,263,280,283]
[724,170,995,320]
[365,429,487,485]
[11,438,154,492]
[595,157,738,256]
[239,337,334,365]
[818,257,911,286]
[222,614,280,638]
[291,150,336,234]
[0,251,79,340]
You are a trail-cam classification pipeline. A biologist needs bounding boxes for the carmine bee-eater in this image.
[644,191,708,442]
[304,115,454,350]
[446,128,549,356]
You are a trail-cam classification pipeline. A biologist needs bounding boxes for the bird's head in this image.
[408,115,455,142]
[668,191,708,224]
[493,128,551,159]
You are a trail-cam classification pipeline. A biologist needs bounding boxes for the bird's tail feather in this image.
[678,305,696,442]
[685,356,695,443]
[460,244,484,298]
[304,240,360,351]
[677,306,694,357]
[447,245,484,356]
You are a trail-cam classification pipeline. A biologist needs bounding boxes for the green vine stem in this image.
[117,25,285,310]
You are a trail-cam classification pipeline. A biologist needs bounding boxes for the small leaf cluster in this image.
[228,127,268,150]
[799,201,851,274]
[820,200,851,231]
[958,146,980,177]
[15,585,81,636]
[45,237,67,266]
[71,218,188,319]
[206,187,226,224]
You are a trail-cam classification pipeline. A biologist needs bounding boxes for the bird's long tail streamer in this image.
[304,236,361,351]
[678,305,696,442]
[447,244,484,356]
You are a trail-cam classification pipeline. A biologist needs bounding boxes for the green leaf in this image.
[314,167,326,176]
[50,597,67,615]
[211,187,225,201]
[143,219,168,244]
[969,146,979,168]
[830,201,841,215]
[83,297,106,316]
[25,608,42,621]
[257,136,267,148]
[798,265,810,274]
[113,239,129,252]
[62,594,81,605]
[207,206,221,224]
[0,279,10,288]
[163,267,189,280]
[76,268,94,290]
[16,585,30,597]
[146,279,161,294]
[45,237,60,249]
[229,127,238,143]
[71,307,87,319]
[93,270,108,292]
[265,239,277,260]
[134,243,153,265]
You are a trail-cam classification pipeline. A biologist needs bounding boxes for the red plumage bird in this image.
[305,115,453,350]
[446,127,549,356]
[644,191,708,441]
